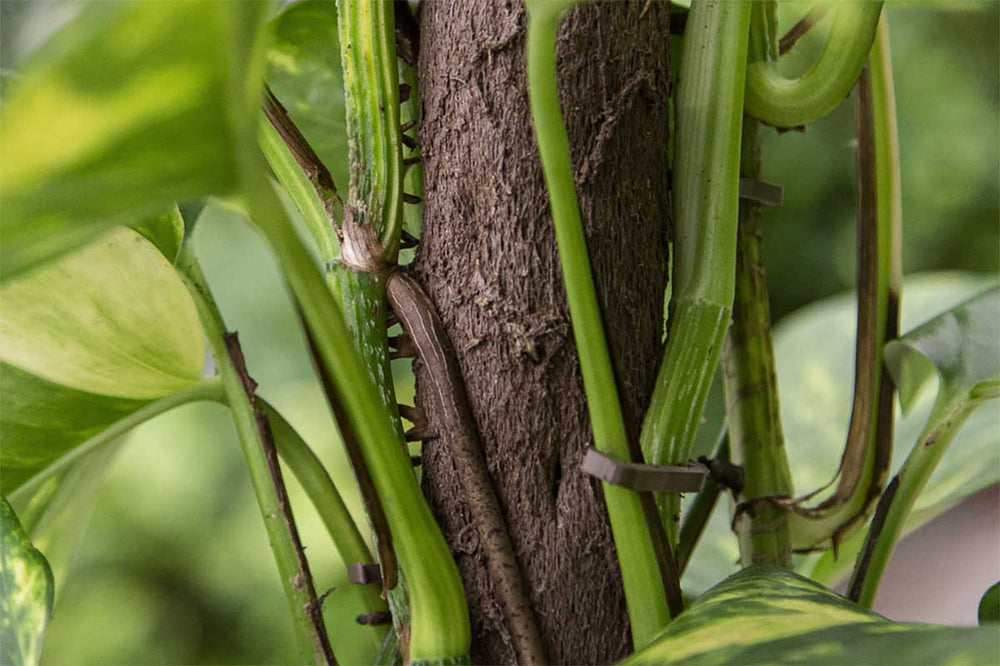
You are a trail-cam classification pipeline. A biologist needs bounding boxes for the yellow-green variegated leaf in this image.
[625,566,1000,665]
[0,227,206,493]
[0,496,54,666]
[0,1,267,280]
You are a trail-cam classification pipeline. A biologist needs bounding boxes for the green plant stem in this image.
[847,398,985,608]
[745,1,884,128]
[177,244,333,666]
[262,400,389,627]
[241,173,469,663]
[784,16,900,553]
[525,0,676,646]
[338,0,404,261]
[8,379,224,504]
[258,104,340,258]
[723,119,794,568]
[639,0,751,545]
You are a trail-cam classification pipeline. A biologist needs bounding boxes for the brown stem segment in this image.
[778,2,833,56]
[385,271,548,666]
[224,332,337,665]
[262,85,343,223]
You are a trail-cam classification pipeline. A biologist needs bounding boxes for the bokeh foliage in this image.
[0,1,994,664]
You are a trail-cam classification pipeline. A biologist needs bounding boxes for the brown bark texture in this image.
[414,1,672,663]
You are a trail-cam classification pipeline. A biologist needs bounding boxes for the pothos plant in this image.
[0,1,997,665]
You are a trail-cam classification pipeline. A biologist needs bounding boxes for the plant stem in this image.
[525,0,677,645]
[723,119,794,568]
[338,0,405,261]
[242,176,469,663]
[9,378,224,504]
[783,16,900,553]
[639,0,751,546]
[778,1,832,56]
[177,244,334,666]
[847,397,986,607]
[745,1,883,128]
[262,400,389,629]
[259,90,341,259]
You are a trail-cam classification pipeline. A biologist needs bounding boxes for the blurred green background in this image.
[1,1,997,664]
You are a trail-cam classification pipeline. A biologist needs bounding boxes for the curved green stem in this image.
[745,1,883,128]
[177,244,333,665]
[848,398,984,608]
[258,108,340,262]
[338,0,405,262]
[784,16,900,552]
[639,0,751,545]
[525,0,674,646]
[9,378,224,504]
[241,171,469,663]
[262,400,389,629]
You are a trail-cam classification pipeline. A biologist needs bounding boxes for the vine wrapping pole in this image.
[525,0,680,647]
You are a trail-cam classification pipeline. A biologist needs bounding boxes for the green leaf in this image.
[129,208,186,263]
[0,227,207,492]
[1,495,54,666]
[0,0,267,280]
[625,566,999,665]
[10,442,125,591]
[885,286,1000,408]
[266,0,348,191]
[681,273,999,593]
[980,582,1000,625]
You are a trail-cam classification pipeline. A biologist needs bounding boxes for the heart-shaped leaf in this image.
[0,496,54,666]
[0,0,267,280]
[626,566,999,665]
[0,227,208,493]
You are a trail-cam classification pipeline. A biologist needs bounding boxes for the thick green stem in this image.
[723,120,794,568]
[242,175,469,663]
[745,1,884,128]
[639,0,751,545]
[177,245,333,666]
[525,0,677,646]
[258,102,340,260]
[337,0,405,261]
